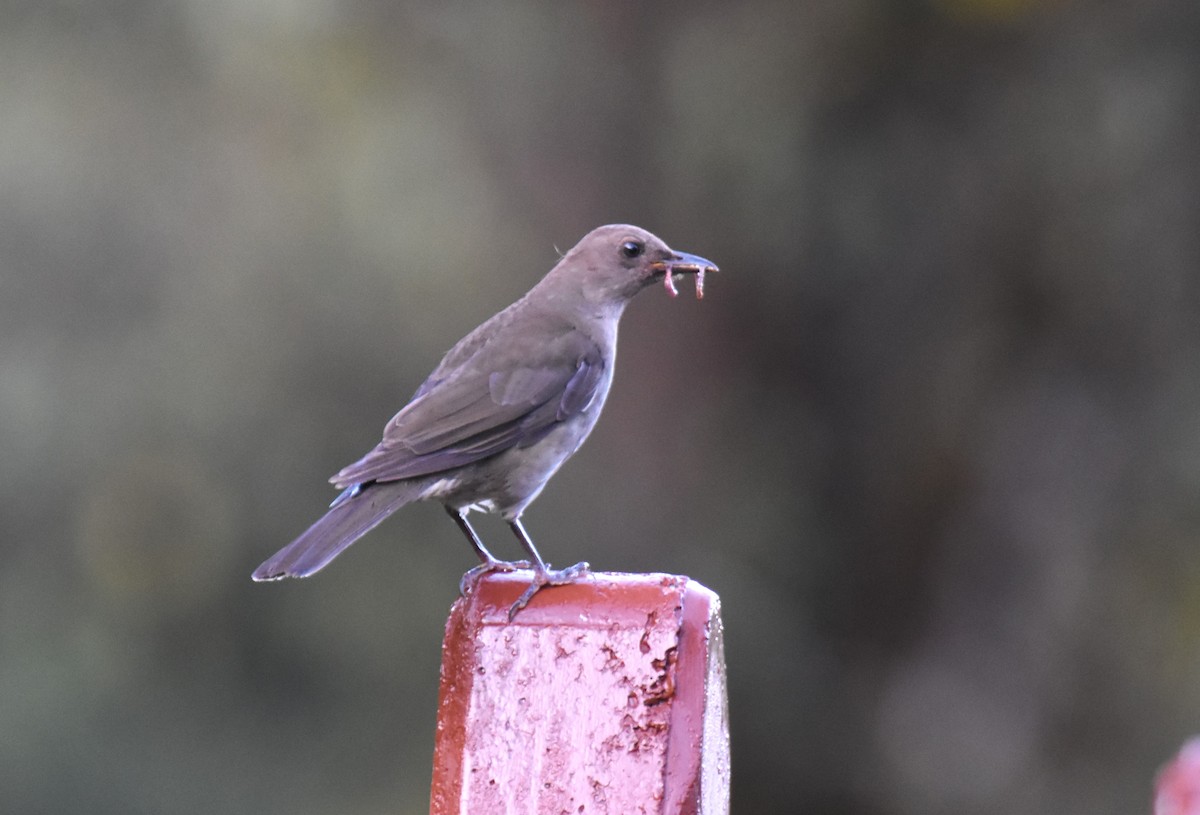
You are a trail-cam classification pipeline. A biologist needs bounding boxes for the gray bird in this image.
[252,224,717,618]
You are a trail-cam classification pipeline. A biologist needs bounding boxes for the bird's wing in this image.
[331,335,606,488]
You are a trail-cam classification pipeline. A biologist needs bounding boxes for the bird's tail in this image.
[252,480,422,581]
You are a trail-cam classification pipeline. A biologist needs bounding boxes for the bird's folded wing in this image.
[330,347,605,488]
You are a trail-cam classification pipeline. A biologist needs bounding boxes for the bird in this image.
[252,224,717,619]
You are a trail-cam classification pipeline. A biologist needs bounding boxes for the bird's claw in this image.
[459,558,533,597]
[507,561,590,621]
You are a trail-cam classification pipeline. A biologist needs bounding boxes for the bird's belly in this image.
[442,413,599,519]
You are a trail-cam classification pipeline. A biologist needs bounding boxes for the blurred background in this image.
[3,0,1200,812]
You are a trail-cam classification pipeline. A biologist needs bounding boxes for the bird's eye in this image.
[620,240,644,259]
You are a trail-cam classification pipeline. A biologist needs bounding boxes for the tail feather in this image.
[252,481,422,581]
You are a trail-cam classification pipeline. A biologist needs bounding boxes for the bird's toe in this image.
[506,561,591,620]
[459,557,533,597]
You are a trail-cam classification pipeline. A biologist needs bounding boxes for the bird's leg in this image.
[505,517,590,621]
[445,506,530,597]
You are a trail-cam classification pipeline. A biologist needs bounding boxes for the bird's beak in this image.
[651,250,719,299]
[655,251,718,275]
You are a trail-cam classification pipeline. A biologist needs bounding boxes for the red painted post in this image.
[429,571,730,814]
[1157,738,1200,815]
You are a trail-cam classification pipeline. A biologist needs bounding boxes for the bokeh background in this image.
[4,0,1200,812]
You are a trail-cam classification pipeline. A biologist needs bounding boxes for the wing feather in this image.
[331,335,606,488]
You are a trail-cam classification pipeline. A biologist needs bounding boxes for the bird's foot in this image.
[459,557,533,597]
[508,561,591,622]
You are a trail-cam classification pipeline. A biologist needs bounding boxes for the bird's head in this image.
[551,224,718,308]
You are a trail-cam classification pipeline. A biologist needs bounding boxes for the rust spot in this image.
[591,777,608,806]
[628,719,668,753]
[599,643,624,672]
[643,646,678,706]
[639,611,656,654]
